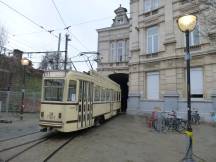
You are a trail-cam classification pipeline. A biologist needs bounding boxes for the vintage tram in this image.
[39,70,121,132]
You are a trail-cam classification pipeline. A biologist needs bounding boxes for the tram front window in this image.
[44,79,64,101]
[67,80,77,102]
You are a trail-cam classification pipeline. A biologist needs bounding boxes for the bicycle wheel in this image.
[177,120,186,133]
[153,118,167,132]
[166,118,173,131]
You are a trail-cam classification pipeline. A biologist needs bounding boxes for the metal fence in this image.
[0,91,41,113]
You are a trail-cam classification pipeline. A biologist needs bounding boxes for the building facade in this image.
[97,0,216,120]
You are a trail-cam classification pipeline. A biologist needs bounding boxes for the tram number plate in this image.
[47,112,55,120]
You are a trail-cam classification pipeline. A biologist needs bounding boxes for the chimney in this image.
[13,49,23,60]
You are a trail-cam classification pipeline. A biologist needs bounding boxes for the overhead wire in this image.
[7,39,32,51]
[8,33,37,51]
[32,60,95,63]
[51,0,89,51]
[0,0,58,38]
[10,15,115,37]
[0,0,84,61]
[51,0,67,27]
[50,0,90,70]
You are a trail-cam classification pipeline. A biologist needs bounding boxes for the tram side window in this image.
[101,89,106,101]
[94,86,101,102]
[44,79,64,101]
[111,90,114,101]
[106,89,110,101]
[67,80,77,102]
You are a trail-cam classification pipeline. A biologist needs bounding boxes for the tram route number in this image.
[47,112,56,120]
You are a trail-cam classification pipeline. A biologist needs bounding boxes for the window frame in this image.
[146,26,159,54]
[43,79,65,102]
[144,0,159,13]
[67,80,77,102]
[190,24,200,46]
[146,72,160,100]
[186,67,204,99]
[110,40,128,63]
[94,86,101,102]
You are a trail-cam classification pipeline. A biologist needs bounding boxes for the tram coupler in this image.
[40,128,48,132]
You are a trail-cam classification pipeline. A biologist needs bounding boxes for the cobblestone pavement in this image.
[0,113,40,139]
[0,113,216,162]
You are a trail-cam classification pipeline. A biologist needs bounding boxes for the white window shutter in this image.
[191,68,203,94]
[147,72,159,99]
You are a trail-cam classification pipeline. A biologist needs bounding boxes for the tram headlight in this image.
[41,112,44,118]
[58,113,62,119]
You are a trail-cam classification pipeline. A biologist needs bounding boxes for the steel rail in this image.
[0,130,41,143]
[43,133,78,162]
[5,138,50,162]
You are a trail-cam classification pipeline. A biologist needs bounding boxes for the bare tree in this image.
[39,52,64,70]
[0,25,8,54]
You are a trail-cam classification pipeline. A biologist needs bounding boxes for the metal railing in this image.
[0,91,41,113]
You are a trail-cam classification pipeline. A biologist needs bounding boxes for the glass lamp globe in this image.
[177,15,197,32]
[21,58,30,66]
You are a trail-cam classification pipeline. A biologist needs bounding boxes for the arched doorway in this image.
[109,73,128,112]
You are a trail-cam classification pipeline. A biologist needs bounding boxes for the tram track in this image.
[0,130,85,162]
[0,132,53,162]
[0,136,48,153]
[0,130,41,143]
[43,133,79,162]
[4,137,50,162]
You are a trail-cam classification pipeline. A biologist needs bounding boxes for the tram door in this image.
[78,80,93,129]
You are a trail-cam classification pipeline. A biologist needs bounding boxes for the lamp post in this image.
[20,58,30,120]
[177,15,197,162]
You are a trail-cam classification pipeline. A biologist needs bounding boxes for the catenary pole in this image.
[56,33,61,70]
[64,34,69,70]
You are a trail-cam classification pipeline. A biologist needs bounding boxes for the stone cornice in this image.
[129,48,216,65]
[97,24,130,32]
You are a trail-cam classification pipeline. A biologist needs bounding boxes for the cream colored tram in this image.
[39,70,121,132]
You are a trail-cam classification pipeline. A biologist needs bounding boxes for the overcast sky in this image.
[0,0,130,71]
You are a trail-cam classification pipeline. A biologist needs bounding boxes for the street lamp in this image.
[177,15,197,162]
[20,57,30,120]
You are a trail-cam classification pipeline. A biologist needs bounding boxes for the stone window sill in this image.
[145,52,159,58]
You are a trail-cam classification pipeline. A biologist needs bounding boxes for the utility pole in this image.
[64,34,70,70]
[56,33,61,70]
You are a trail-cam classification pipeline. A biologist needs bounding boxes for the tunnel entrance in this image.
[109,73,129,112]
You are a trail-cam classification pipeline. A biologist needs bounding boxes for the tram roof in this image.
[43,70,120,89]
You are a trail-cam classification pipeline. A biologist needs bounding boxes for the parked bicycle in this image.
[191,110,200,124]
[152,111,186,133]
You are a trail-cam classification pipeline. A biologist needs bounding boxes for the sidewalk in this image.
[0,113,40,139]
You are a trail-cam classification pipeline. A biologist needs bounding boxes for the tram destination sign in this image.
[43,71,66,78]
